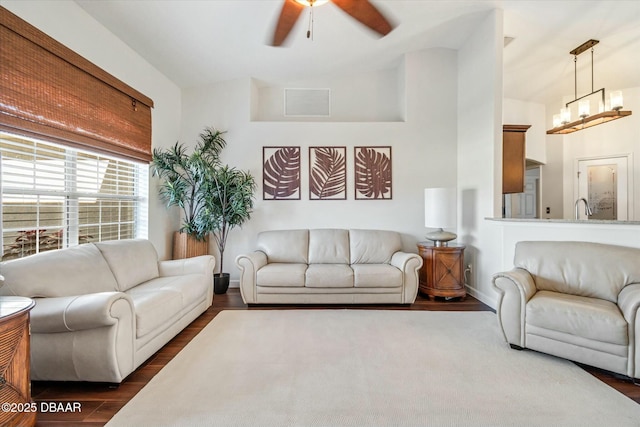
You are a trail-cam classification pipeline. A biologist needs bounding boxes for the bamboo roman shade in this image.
[0,7,154,162]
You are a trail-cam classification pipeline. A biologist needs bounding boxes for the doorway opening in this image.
[503,164,541,219]
[576,155,632,220]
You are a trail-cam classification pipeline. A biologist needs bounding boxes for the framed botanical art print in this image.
[354,146,392,200]
[263,146,301,200]
[309,146,347,200]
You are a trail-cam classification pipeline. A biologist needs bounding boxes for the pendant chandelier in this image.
[546,39,632,135]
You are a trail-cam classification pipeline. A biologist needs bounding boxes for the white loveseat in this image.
[492,241,640,381]
[236,229,422,304]
[0,239,215,383]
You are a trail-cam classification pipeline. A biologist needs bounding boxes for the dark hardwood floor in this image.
[32,289,639,426]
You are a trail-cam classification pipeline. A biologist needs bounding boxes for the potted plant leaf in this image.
[151,127,227,259]
[199,164,256,294]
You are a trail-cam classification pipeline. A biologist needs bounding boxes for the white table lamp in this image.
[424,187,457,246]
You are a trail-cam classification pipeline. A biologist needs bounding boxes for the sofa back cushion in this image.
[95,239,160,291]
[257,230,309,264]
[514,241,640,302]
[0,243,118,297]
[349,229,401,264]
[309,229,350,264]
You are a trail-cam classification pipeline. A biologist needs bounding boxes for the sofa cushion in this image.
[257,230,309,264]
[526,290,627,346]
[306,264,354,288]
[0,243,118,298]
[143,275,208,309]
[95,239,160,292]
[352,264,403,288]
[309,229,350,264]
[257,263,307,287]
[126,281,183,338]
[349,229,401,264]
[514,241,640,302]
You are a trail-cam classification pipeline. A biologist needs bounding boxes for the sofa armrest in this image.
[31,292,134,333]
[158,255,216,277]
[618,283,640,379]
[491,268,537,347]
[618,283,640,322]
[235,251,268,304]
[390,251,422,271]
[390,251,423,303]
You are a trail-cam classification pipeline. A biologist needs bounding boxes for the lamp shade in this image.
[424,188,456,229]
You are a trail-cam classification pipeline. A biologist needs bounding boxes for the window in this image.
[1,132,148,260]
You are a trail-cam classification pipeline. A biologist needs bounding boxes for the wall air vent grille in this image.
[284,88,331,117]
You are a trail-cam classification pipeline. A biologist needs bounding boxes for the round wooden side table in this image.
[417,242,466,300]
[0,296,36,427]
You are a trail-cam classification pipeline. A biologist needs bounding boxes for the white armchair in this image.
[492,241,640,381]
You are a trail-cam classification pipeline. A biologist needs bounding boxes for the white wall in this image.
[541,138,564,218]
[457,9,504,307]
[253,65,404,122]
[181,48,459,278]
[3,0,182,259]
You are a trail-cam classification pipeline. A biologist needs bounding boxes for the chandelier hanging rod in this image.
[567,39,600,106]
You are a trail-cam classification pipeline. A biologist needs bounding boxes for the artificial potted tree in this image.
[151,127,227,259]
[199,164,256,294]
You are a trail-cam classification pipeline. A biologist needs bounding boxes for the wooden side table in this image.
[0,296,36,427]
[417,243,466,300]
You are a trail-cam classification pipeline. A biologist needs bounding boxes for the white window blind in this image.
[0,132,148,260]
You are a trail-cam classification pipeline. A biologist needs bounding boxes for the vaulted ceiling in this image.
[75,0,640,106]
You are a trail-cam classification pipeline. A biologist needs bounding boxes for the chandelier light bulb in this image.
[578,100,590,118]
[552,114,562,128]
[610,91,623,111]
[560,107,571,124]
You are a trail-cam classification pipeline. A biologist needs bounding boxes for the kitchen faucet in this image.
[574,198,593,220]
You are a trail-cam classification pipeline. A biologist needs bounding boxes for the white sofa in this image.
[492,241,640,381]
[236,229,422,304]
[0,239,215,383]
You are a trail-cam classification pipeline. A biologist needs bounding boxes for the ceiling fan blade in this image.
[331,0,395,37]
[271,0,305,46]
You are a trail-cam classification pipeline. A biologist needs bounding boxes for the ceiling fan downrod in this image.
[306,2,315,40]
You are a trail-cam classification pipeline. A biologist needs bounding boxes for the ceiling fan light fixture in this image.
[294,0,329,7]
[271,0,395,46]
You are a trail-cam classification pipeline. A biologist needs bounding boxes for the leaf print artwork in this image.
[263,147,301,200]
[309,147,347,200]
[354,146,392,200]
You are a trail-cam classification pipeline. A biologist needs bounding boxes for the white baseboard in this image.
[465,285,497,310]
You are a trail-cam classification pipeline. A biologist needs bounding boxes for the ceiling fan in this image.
[271,0,395,46]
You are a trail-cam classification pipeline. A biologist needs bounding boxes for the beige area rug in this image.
[106,310,640,427]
